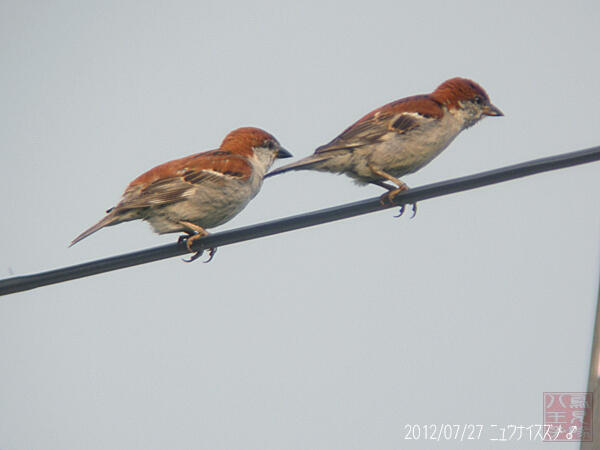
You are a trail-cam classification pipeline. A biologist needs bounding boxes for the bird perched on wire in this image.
[70,127,292,262]
[265,77,503,215]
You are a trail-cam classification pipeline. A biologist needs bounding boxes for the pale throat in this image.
[449,103,482,129]
[252,146,277,177]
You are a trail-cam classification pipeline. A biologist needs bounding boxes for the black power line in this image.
[2,145,600,297]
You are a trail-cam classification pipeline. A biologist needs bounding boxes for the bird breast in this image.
[361,111,466,178]
[146,174,262,233]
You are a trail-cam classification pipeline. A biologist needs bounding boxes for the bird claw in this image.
[179,233,217,263]
[182,246,217,263]
[182,250,203,263]
[394,203,417,218]
[203,247,217,263]
[379,189,417,218]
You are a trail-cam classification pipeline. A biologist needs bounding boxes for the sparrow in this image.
[265,77,503,215]
[70,127,292,262]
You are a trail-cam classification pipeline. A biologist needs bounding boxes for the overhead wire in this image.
[1,144,599,296]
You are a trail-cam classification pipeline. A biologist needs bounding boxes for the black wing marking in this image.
[390,114,420,134]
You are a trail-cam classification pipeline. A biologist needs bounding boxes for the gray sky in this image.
[1,1,599,449]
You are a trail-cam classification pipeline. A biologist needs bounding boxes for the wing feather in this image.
[113,152,252,211]
[315,95,442,154]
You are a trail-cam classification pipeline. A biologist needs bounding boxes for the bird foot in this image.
[180,233,217,263]
[379,187,417,218]
[183,247,217,263]
[379,185,408,205]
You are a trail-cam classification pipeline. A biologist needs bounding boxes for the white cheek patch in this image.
[251,147,278,176]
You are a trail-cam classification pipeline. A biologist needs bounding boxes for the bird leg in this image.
[367,164,417,218]
[369,180,397,191]
[178,221,217,263]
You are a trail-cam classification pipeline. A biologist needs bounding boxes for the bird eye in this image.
[266,140,275,150]
[474,96,484,105]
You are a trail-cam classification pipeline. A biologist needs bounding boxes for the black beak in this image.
[484,104,504,117]
[277,147,292,158]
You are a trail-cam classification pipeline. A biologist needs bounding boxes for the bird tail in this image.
[265,155,332,178]
[69,211,122,247]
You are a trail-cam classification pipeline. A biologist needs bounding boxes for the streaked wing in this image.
[389,114,421,134]
[314,112,393,154]
[115,152,252,211]
[315,95,441,154]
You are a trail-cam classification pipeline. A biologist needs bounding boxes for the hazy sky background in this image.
[1,1,600,449]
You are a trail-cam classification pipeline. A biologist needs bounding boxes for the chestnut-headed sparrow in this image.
[71,127,291,261]
[266,77,502,213]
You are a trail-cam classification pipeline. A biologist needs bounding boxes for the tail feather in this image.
[69,213,121,247]
[265,155,331,178]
